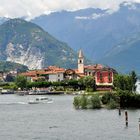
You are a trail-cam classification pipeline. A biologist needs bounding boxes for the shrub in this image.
[101,92,117,104]
[101,92,111,104]
[80,95,87,109]
[66,87,74,91]
[73,96,80,109]
[55,86,64,91]
[117,90,140,108]
[90,95,101,109]
[86,87,94,92]
[73,95,102,109]
[107,98,118,109]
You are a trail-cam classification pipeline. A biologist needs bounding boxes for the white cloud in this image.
[75,9,114,20]
[0,0,139,19]
[75,13,107,20]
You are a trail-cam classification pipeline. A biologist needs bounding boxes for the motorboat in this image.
[28,96,53,104]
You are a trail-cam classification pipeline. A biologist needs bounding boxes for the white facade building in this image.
[48,73,64,82]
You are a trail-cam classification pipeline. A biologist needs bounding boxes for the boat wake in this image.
[0,102,28,105]
[0,97,53,105]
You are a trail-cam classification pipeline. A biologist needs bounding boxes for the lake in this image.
[0,94,140,140]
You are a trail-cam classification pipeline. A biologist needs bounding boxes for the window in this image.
[100,73,103,82]
[108,73,111,82]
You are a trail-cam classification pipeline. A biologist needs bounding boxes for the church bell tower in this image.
[78,49,84,73]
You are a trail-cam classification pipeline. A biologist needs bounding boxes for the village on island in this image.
[0,49,139,109]
[21,50,117,90]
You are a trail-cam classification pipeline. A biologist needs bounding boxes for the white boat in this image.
[29,90,64,95]
[15,91,29,96]
[28,97,53,104]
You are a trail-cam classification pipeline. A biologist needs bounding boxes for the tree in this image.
[15,75,27,90]
[130,71,137,92]
[67,79,78,90]
[114,73,137,92]
[114,74,125,90]
[82,76,96,91]
[78,78,85,90]
[28,81,52,88]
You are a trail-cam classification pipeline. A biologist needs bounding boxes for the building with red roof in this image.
[21,50,117,90]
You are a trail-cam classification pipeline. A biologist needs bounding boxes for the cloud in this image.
[75,13,108,20]
[0,0,139,19]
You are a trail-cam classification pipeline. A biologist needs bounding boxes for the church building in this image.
[65,50,117,90]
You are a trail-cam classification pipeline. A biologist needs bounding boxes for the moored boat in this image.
[1,89,14,94]
[29,90,64,95]
[15,91,29,96]
[29,90,49,95]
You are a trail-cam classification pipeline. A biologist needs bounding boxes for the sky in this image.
[0,0,140,19]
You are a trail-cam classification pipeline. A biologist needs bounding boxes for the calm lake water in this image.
[0,94,140,140]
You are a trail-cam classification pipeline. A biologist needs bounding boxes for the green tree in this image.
[114,73,137,92]
[15,75,27,90]
[67,79,78,90]
[130,71,137,92]
[28,81,52,88]
[78,76,96,91]
[78,78,85,90]
[114,74,125,90]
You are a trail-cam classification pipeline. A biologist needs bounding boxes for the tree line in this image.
[14,75,96,91]
[1,70,138,93]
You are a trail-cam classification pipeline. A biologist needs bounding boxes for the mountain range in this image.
[0,2,139,73]
[32,2,140,73]
[100,32,140,73]
[0,18,78,70]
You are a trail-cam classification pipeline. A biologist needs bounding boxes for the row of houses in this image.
[21,50,117,90]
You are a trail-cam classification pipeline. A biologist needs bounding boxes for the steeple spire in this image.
[78,49,84,73]
[78,49,84,58]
